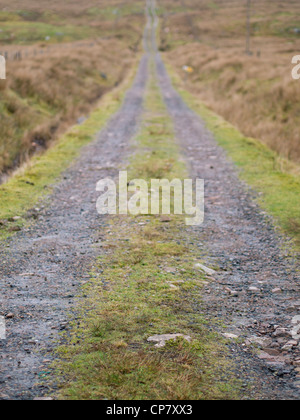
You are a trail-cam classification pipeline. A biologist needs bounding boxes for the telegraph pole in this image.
[245,0,251,55]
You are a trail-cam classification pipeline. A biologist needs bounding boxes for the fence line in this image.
[0,40,100,62]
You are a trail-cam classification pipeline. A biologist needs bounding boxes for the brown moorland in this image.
[0,0,144,178]
[159,0,300,164]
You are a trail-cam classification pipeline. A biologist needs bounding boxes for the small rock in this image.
[273,328,291,338]
[291,324,300,340]
[272,288,282,294]
[248,286,260,292]
[194,263,215,276]
[5,313,14,319]
[282,340,298,351]
[222,333,239,340]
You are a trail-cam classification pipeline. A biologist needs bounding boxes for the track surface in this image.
[0,0,299,400]
[0,55,148,400]
[156,52,300,399]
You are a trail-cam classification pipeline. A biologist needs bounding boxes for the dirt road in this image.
[0,54,148,400]
[0,0,299,400]
[156,53,300,399]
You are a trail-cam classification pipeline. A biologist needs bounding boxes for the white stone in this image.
[249,287,260,292]
[222,333,239,340]
[194,263,215,276]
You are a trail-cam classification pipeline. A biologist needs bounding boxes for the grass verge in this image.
[165,62,300,251]
[158,0,300,163]
[54,68,242,400]
[0,61,139,240]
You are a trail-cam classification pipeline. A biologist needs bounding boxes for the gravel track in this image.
[0,55,148,400]
[155,51,300,399]
[1,0,299,400]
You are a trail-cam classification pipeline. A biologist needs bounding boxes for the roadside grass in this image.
[159,0,300,164]
[0,63,138,240]
[87,2,144,19]
[0,1,145,44]
[0,1,144,176]
[0,21,97,44]
[165,63,300,250]
[0,89,54,173]
[54,71,242,400]
[0,39,136,175]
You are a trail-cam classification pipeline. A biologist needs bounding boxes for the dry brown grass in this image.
[0,0,144,176]
[160,0,300,163]
[0,39,138,175]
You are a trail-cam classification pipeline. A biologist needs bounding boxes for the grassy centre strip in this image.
[54,68,242,400]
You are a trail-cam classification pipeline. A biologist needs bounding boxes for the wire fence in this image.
[0,40,102,62]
